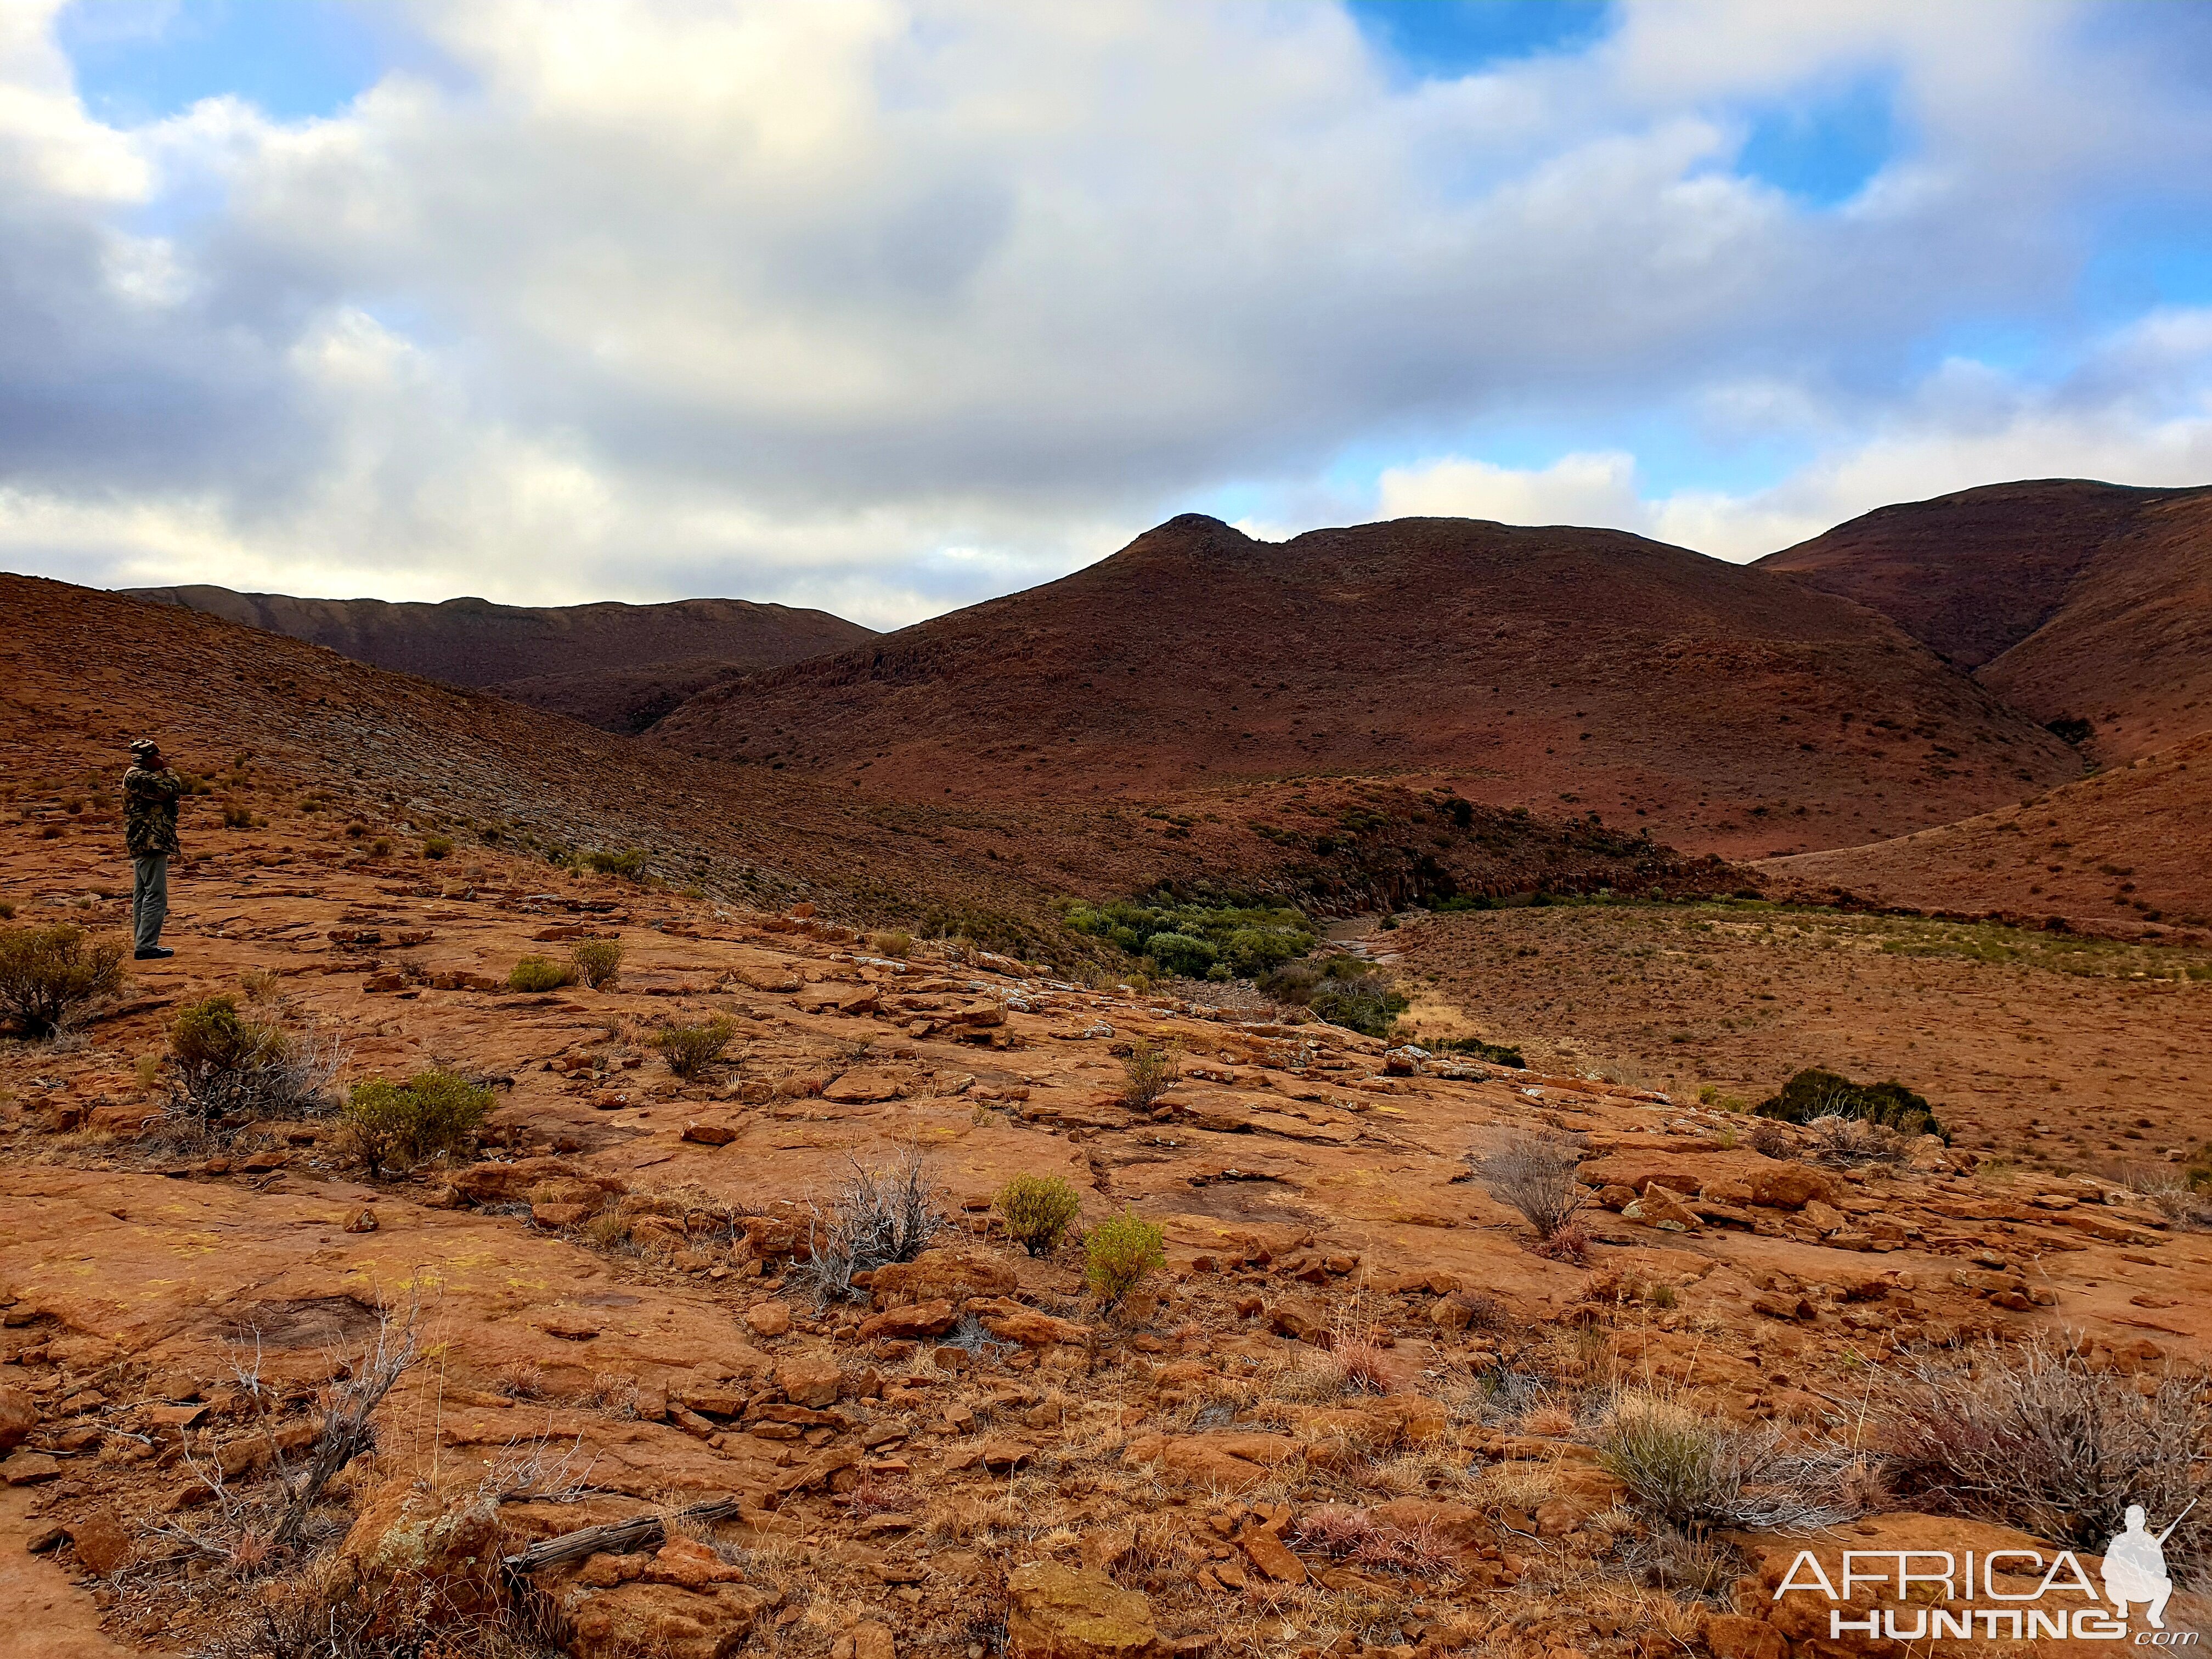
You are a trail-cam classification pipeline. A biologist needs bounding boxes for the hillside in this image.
[1758,479,2212,763]
[125,584,875,733]
[1758,726,2212,934]
[652,514,2079,859]
[3,574,1723,951]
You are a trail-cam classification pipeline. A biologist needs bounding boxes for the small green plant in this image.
[658,1016,736,1078]
[1084,1210,1165,1304]
[569,939,624,989]
[0,902,14,921]
[1121,1039,1180,1108]
[583,849,647,878]
[865,930,913,960]
[421,834,454,860]
[1435,1035,1528,1069]
[0,924,127,1037]
[994,1173,1083,1257]
[368,837,394,858]
[340,1071,493,1178]
[507,955,577,992]
[222,803,253,830]
[172,994,285,1074]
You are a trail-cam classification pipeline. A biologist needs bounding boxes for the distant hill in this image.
[1758,479,2212,763]
[124,585,874,733]
[650,512,2079,859]
[1759,727,2212,938]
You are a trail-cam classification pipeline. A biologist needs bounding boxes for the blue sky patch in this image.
[1348,0,1612,79]
[59,0,391,124]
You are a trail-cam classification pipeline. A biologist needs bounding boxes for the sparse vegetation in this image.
[1263,956,1408,1037]
[658,1015,736,1077]
[1084,1209,1165,1304]
[1599,1389,1866,1531]
[994,1173,1084,1256]
[569,938,623,989]
[421,833,453,860]
[1435,1034,1528,1068]
[1756,1067,1945,1139]
[1471,1129,1587,1240]
[865,929,913,960]
[0,923,127,1037]
[1881,1338,2212,1574]
[582,848,647,878]
[507,953,577,992]
[165,995,342,1132]
[796,1147,944,1302]
[1120,1037,1180,1107]
[1801,1113,1913,1167]
[1064,894,1314,979]
[338,1070,493,1177]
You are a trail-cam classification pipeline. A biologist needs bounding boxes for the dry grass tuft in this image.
[1471,1129,1587,1240]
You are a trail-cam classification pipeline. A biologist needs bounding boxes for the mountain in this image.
[1759,727,2212,938]
[123,585,875,733]
[1757,479,2212,763]
[650,513,2080,859]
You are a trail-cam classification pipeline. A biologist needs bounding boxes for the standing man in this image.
[123,738,183,961]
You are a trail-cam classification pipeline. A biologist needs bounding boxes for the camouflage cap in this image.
[129,738,159,755]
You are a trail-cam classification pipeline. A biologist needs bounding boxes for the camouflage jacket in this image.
[123,765,183,857]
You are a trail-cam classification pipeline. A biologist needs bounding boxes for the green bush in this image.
[583,849,647,878]
[421,834,453,860]
[1436,1035,1528,1069]
[866,930,913,960]
[340,1071,492,1178]
[659,1016,736,1078]
[1754,1068,1945,1139]
[1305,978,1407,1039]
[0,924,127,1037]
[1144,932,1216,977]
[1084,1210,1165,1304]
[1063,895,1313,980]
[1121,1039,1180,1108]
[569,939,623,989]
[171,995,285,1074]
[994,1174,1083,1257]
[507,955,577,992]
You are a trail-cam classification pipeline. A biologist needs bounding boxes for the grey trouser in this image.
[132,853,169,951]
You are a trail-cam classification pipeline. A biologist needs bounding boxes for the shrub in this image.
[1880,1337,2212,1575]
[507,955,577,992]
[1599,1389,1866,1531]
[994,1173,1083,1256]
[222,803,252,830]
[1144,931,1217,977]
[165,996,340,1131]
[340,1071,493,1178]
[1436,1035,1528,1069]
[659,1016,736,1077]
[569,939,624,989]
[1121,1039,1180,1108]
[1527,1218,1590,1264]
[583,848,647,878]
[421,834,453,860]
[0,924,127,1037]
[1755,1067,1944,1139]
[1471,1130,1587,1240]
[866,930,913,960]
[795,1148,944,1302]
[1801,1114,1912,1167]
[367,836,393,857]
[1084,1210,1165,1304]
[1063,895,1314,979]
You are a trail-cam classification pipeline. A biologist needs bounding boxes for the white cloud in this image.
[0,1,2209,619]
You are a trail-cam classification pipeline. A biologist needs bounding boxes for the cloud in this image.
[1,0,2209,619]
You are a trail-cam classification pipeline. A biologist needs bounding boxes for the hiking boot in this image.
[134,946,174,960]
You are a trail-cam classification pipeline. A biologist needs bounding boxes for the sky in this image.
[5,1,2212,628]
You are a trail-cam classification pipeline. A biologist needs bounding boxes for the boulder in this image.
[66,1506,134,1575]
[735,964,801,994]
[858,1300,958,1341]
[964,1296,1090,1348]
[1747,1169,1835,1211]
[1267,1296,1328,1342]
[774,1351,843,1408]
[1005,1559,1169,1659]
[560,1581,771,1659]
[1621,1189,1700,1232]
[870,1248,1017,1307]
[680,1121,740,1147]
[821,1068,902,1104]
[335,1487,503,1621]
[745,1301,792,1338]
[0,1385,35,1453]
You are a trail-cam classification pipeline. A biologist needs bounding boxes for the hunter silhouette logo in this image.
[1775,1500,2199,1645]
